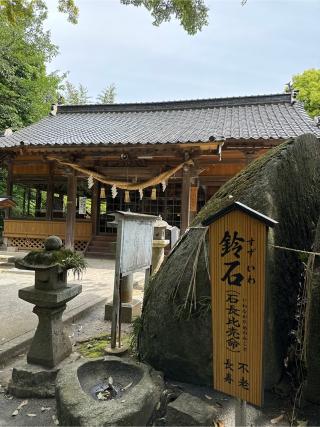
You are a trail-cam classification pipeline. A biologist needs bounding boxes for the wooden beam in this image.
[65,170,77,250]
[180,163,191,233]
[91,182,98,236]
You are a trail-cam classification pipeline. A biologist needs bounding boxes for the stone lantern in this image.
[152,217,170,274]
[15,236,82,368]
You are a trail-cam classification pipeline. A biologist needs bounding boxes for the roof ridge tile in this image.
[57,93,292,114]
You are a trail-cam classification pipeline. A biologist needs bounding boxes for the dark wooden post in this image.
[22,188,26,216]
[181,163,191,234]
[91,182,98,236]
[35,188,42,216]
[46,162,54,220]
[5,160,13,219]
[65,170,77,250]
[27,188,31,216]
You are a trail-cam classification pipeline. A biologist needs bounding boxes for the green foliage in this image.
[0,6,61,131]
[57,0,78,24]
[97,84,116,104]
[121,0,208,35]
[291,69,320,118]
[60,81,91,105]
[23,248,87,276]
[1,0,209,34]
[0,0,78,24]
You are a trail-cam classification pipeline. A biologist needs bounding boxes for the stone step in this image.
[87,248,115,254]
[88,240,116,248]
[85,251,115,259]
[92,235,117,241]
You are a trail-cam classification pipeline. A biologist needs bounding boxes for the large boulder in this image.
[139,134,320,391]
[304,217,320,403]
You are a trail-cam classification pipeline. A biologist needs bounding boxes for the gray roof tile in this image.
[1,93,319,149]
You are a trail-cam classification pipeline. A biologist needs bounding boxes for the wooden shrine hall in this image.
[0,93,319,255]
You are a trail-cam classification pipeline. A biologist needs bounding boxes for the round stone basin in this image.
[55,356,164,426]
[78,359,142,401]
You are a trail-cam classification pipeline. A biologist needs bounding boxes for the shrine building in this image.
[0,93,319,255]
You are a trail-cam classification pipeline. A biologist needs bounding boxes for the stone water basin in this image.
[55,356,164,426]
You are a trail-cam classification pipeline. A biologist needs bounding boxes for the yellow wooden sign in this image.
[203,202,277,407]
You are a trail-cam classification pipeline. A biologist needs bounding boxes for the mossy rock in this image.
[44,235,63,251]
[139,134,320,391]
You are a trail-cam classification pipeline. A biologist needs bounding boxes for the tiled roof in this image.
[1,93,319,149]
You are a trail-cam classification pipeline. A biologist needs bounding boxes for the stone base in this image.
[166,392,217,426]
[104,299,141,323]
[7,353,81,398]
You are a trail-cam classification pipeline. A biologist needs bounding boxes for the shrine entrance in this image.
[96,181,201,235]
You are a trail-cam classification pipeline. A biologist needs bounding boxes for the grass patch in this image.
[77,333,131,358]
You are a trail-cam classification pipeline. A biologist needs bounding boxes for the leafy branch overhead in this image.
[0,0,209,34]
[120,0,209,35]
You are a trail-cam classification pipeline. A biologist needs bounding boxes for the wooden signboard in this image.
[203,202,277,407]
[110,211,158,349]
[119,218,154,276]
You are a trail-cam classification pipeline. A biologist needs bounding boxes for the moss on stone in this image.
[194,139,292,225]
[139,134,320,390]
[77,334,131,358]
[23,249,87,276]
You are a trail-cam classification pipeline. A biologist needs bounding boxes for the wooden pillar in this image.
[35,188,42,216]
[46,162,54,220]
[189,181,199,223]
[22,188,26,216]
[5,160,13,219]
[180,164,191,234]
[27,188,31,216]
[65,170,77,250]
[91,182,98,236]
[244,150,256,165]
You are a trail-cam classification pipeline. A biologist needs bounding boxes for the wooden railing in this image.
[3,219,92,241]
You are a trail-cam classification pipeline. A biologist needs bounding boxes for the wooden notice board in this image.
[203,202,277,407]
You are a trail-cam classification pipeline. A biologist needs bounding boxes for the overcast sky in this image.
[45,0,319,103]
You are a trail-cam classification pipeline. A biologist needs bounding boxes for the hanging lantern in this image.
[161,181,167,192]
[124,190,130,203]
[139,188,143,200]
[151,187,157,200]
[111,185,118,199]
[88,175,94,189]
[100,187,106,198]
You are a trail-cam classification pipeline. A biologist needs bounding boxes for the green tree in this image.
[0,0,208,34]
[61,81,90,105]
[97,84,116,104]
[120,0,208,35]
[291,69,320,118]
[0,5,61,131]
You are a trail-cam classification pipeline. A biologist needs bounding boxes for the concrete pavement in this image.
[0,257,144,363]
